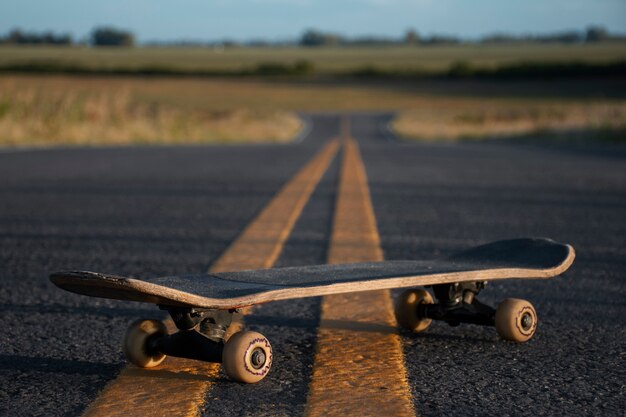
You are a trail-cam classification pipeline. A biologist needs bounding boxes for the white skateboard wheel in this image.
[495,298,537,342]
[123,319,167,368]
[222,331,272,383]
[395,288,434,333]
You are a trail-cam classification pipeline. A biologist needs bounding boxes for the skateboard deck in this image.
[50,238,574,310]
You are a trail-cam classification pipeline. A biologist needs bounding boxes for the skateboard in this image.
[50,238,574,383]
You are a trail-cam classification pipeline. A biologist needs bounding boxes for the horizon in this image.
[2,0,626,43]
[5,25,624,45]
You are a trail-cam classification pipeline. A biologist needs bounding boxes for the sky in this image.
[2,0,626,42]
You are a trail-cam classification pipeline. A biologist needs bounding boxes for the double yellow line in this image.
[82,121,415,416]
[306,132,414,416]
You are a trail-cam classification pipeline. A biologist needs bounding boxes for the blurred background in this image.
[1,0,625,146]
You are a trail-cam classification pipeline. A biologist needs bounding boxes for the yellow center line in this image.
[306,124,416,416]
[82,139,340,417]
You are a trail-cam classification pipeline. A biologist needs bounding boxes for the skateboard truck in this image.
[421,282,496,327]
[123,306,272,383]
[141,307,236,364]
[163,306,235,340]
[395,281,539,342]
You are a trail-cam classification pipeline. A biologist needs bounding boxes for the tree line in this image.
[0,27,135,46]
[299,26,625,46]
[0,26,624,47]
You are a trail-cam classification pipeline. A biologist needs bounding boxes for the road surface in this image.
[0,113,624,416]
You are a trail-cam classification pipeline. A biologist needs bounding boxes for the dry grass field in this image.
[0,73,624,146]
[0,76,301,146]
[393,100,626,141]
[1,43,625,73]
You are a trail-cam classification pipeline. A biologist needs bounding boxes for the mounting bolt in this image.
[251,348,266,369]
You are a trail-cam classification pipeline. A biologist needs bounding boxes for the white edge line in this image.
[294,115,313,144]
[380,117,397,143]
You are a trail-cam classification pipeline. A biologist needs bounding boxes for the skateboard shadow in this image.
[0,354,223,383]
[124,366,222,383]
[244,314,318,329]
[400,329,494,344]
[246,314,398,334]
[0,354,121,376]
[0,302,157,319]
[319,318,398,334]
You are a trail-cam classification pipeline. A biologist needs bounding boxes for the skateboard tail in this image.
[50,271,203,308]
[445,238,575,270]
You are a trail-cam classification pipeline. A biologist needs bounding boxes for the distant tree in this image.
[2,28,72,45]
[404,29,420,45]
[422,35,460,45]
[300,29,341,47]
[91,27,135,47]
[6,29,24,44]
[220,39,240,48]
[300,30,323,46]
[43,31,72,45]
[551,31,583,43]
[481,33,518,44]
[350,36,396,46]
[585,26,609,42]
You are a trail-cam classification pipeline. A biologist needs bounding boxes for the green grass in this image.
[1,43,625,75]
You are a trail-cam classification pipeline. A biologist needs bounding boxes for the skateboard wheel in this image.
[495,298,537,342]
[222,331,272,383]
[394,289,434,333]
[123,319,168,368]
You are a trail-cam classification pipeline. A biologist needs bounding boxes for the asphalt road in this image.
[1,113,624,416]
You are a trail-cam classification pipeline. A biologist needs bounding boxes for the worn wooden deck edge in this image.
[51,244,574,309]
